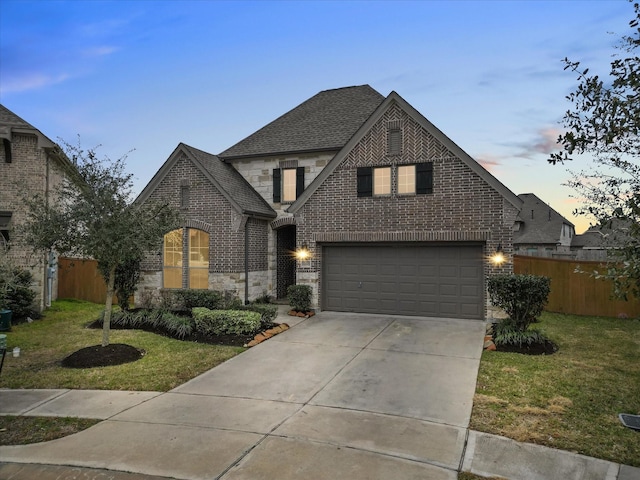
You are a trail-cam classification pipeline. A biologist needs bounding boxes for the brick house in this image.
[0,104,73,311]
[513,193,576,259]
[137,86,522,320]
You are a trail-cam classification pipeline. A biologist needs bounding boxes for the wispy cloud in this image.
[505,127,564,160]
[0,72,71,95]
[474,154,504,173]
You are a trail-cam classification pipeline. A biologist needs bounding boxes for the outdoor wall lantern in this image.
[295,244,311,261]
[491,244,506,265]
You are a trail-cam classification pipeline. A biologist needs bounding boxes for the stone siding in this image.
[138,151,270,302]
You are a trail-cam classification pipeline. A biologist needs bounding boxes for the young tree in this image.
[22,140,179,346]
[550,2,640,300]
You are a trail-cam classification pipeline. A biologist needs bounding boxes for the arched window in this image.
[163,228,209,289]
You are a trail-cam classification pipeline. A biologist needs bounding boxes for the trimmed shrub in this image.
[242,303,278,328]
[488,274,551,331]
[192,307,261,336]
[287,284,312,312]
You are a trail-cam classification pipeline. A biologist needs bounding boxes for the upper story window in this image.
[273,166,305,203]
[373,167,391,196]
[357,163,433,197]
[397,165,415,195]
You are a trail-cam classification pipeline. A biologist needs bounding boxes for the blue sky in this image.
[1,0,635,233]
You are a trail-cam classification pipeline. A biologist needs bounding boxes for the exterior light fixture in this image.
[295,244,311,261]
[491,244,505,265]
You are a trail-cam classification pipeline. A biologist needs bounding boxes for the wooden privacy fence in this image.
[514,255,640,318]
[58,257,110,305]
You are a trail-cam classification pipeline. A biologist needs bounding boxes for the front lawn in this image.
[471,311,640,467]
[0,299,245,391]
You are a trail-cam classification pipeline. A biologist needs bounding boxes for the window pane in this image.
[164,229,182,268]
[188,229,209,289]
[282,168,296,202]
[189,268,208,290]
[373,167,391,195]
[398,165,416,194]
[163,229,183,288]
[189,229,209,268]
[163,268,182,289]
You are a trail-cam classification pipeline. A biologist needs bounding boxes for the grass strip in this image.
[0,299,244,391]
[471,312,640,467]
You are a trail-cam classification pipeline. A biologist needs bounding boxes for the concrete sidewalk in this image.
[1,311,639,480]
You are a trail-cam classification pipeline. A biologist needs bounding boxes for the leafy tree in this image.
[99,254,141,312]
[21,139,179,346]
[550,2,640,300]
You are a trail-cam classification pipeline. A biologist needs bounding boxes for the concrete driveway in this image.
[0,311,486,480]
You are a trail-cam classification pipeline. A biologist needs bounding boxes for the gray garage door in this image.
[322,244,484,319]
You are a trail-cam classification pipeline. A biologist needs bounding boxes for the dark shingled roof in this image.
[514,193,574,245]
[181,143,276,218]
[219,85,385,159]
[0,104,35,129]
[572,218,633,248]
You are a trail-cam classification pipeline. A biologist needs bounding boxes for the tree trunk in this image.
[102,265,116,347]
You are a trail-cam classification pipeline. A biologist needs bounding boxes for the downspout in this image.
[45,150,52,308]
[244,217,249,305]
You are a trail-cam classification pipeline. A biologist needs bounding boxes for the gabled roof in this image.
[136,143,276,219]
[514,193,574,245]
[572,218,633,248]
[219,85,385,160]
[288,91,522,213]
[0,104,56,149]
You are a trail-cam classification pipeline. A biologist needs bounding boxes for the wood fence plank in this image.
[514,255,640,318]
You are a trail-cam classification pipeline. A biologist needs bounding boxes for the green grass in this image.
[0,299,245,391]
[0,416,101,445]
[471,311,640,467]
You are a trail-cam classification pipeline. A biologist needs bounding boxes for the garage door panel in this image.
[323,245,483,319]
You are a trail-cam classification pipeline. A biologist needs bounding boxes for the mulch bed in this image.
[62,344,145,368]
[496,339,558,355]
[65,318,276,369]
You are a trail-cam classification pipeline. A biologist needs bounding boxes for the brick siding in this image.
[0,132,66,311]
[294,101,517,316]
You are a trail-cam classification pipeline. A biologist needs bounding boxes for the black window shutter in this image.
[3,139,11,164]
[357,167,372,197]
[273,168,281,202]
[296,166,305,198]
[416,163,433,194]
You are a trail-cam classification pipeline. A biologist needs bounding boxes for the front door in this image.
[276,225,296,299]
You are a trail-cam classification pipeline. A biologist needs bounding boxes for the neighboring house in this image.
[571,218,633,261]
[0,104,73,311]
[513,193,576,259]
[137,85,523,320]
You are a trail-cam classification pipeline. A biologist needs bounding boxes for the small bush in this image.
[192,307,261,336]
[160,312,194,339]
[253,291,274,304]
[493,319,550,347]
[288,284,312,312]
[487,274,551,331]
[242,303,278,328]
[221,291,243,310]
[174,289,224,310]
[0,268,36,320]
